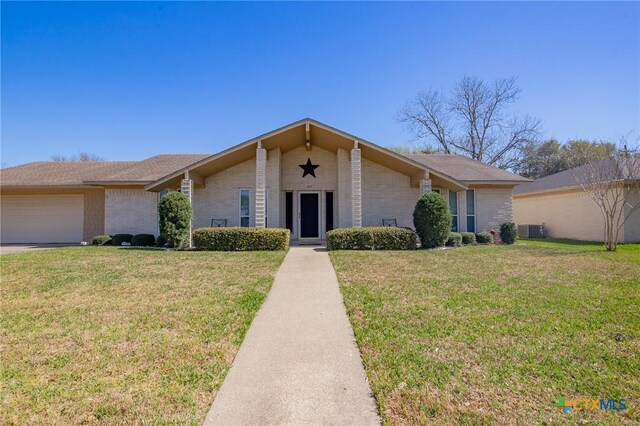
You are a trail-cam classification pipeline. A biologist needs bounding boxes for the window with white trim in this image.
[449,191,458,232]
[240,189,250,227]
[466,189,475,232]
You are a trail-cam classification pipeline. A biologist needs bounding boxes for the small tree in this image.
[500,222,517,244]
[571,141,640,251]
[158,192,193,249]
[413,192,452,248]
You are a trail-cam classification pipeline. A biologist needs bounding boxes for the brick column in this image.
[351,148,362,228]
[181,178,193,248]
[420,178,432,195]
[255,148,267,228]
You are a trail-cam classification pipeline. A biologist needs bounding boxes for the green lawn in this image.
[1,247,286,425]
[330,240,640,425]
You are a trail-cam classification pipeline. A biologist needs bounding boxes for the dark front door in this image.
[299,193,319,238]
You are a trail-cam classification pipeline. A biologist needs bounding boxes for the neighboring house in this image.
[513,163,640,243]
[0,118,530,244]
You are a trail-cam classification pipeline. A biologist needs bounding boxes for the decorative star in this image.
[299,158,319,178]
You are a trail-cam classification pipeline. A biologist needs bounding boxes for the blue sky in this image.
[2,1,639,167]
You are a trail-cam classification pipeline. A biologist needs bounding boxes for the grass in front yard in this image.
[330,241,640,425]
[1,247,286,425]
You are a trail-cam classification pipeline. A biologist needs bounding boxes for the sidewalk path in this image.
[203,246,380,426]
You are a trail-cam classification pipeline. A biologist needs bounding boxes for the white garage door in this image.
[1,195,84,243]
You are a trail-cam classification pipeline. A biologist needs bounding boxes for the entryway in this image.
[299,192,320,239]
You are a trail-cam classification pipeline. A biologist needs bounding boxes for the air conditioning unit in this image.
[517,224,544,239]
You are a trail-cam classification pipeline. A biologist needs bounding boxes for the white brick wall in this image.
[105,188,158,235]
[361,158,419,228]
[192,158,256,229]
[475,187,513,232]
[266,148,281,228]
[351,148,362,228]
[337,148,351,228]
[255,148,267,227]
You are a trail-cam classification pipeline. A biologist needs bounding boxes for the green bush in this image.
[92,235,112,246]
[446,232,462,247]
[156,235,169,248]
[131,234,156,247]
[326,227,417,250]
[413,192,452,248]
[500,222,518,244]
[461,232,476,245]
[158,192,193,250]
[192,227,290,251]
[112,234,133,246]
[475,232,494,244]
[326,228,374,250]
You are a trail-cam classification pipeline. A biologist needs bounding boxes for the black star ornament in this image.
[299,158,319,178]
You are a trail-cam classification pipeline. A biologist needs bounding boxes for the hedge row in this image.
[92,233,157,247]
[326,227,417,250]
[447,231,495,247]
[192,227,290,251]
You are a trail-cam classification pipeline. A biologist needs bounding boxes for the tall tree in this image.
[518,139,616,178]
[51,152,105,161]
[399,76,541,169]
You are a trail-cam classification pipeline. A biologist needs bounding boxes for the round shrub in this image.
[158,191,193,250]
[92,235,112,246]
[156,235,169,248]
[500,222,517,245]
[446,232,462,247]
[413,192,452,248]
[461,232,476,245]
[131,234,156,247]
[475,232,494,244]
[192,227,290,251]
[112,234,133,246]
[326,227,417,250]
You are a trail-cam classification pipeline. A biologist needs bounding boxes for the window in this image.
[449,191,458,232]
[240,189,250,227]
[466,189,475,232]
[158,188,169,202]
[432,189,441,194]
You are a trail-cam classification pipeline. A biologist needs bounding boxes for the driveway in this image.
[0,244,73,256]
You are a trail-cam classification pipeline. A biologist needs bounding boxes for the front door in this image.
[299,192,319,238]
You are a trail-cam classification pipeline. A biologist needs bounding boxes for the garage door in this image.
[1,195,84,243]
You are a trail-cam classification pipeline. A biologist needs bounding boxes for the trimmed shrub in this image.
[192,227,290,251]
[413,192,452,248]
[500,222,518,245]
[475,232,494,244]
[156,235,169,248]
[326,227,417,250]
[326,228,374,250]
[131,234,156,247]
[461,232,476,245]
[112,234,133,246]
[446,232,462,247]
[92,235,112,246]
[158,192,193,250]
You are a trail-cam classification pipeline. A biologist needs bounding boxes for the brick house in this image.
[0,119,530,243]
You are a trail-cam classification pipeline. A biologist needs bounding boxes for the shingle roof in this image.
[513,158,637,195]
[0,154,209,187]
[405,154,531,183]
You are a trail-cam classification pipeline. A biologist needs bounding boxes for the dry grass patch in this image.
[1,247,286,425]
[330,241,640,425]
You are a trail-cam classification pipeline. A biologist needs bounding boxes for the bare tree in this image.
[571,139,640,251]
[399,76,542,169]
[51,152,105,162]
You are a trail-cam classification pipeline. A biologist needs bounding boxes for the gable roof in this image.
[514,157,637,196]
[406,154,531,185]
[0,154,209,188]
[145,118,469,191]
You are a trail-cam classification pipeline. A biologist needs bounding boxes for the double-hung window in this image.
[466,189,476,232]
[240,189,250,227]
[449,191,458,232]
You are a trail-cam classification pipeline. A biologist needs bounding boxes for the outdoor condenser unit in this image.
[517,224,545,239]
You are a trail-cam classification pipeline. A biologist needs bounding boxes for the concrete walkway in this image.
[204,246,380,426]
